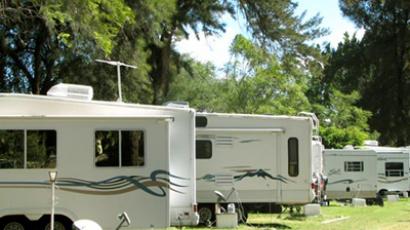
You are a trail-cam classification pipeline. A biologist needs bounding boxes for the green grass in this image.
[172,198,410,230]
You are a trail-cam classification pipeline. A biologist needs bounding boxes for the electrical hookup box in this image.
[216,213,238,228]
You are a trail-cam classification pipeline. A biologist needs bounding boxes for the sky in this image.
[175,0,365,71]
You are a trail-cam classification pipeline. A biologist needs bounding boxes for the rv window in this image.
[95,130,145,167]
[288,138,299,177]
[27,130,57,168]
[196,116,208,127]
[121,131,144,166]
[385,162,404,177]
[0,130,24,169]
[196,140,212,159]
[95,131,120,167]
[344,161,364,172]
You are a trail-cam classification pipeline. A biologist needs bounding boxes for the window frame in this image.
[0,129,57,169]
[196,139,213,159]
[288,137,299,177]
[385,162,404,177]
[344,161,364,172]
[94,129,146,168]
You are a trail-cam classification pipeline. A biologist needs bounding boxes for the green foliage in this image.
[0,0,133,95]
[224,35,311,115]
[41,0,134,54]
[320,126,368,149]
[336,0,410,146]
[313,88,374,149]
[166,58,226,111]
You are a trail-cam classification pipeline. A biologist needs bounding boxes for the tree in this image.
[0,0,132,94]
[132,0,327,104]
[166,57,227,112]
[318,90,375,149]
[337,0,410,146]
[222,35,311,114]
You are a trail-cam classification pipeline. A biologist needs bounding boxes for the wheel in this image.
[3,221,25,230]
[43,221,67,230]
[378,189,387,197]
[0,217,28,230]
[39,216,72,230]
[375,194,384,207]
[198,205,214,226]
[365,198,374,205]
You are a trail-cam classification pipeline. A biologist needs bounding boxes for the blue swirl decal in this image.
[328,178,367,185]
[198,169,294,184]
[0,170,186,197]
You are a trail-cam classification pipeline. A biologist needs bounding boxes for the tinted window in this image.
[385,162,404,177]
[27,130,57,168]
[196,140,212,159]
[0,129,57,169]
[95,130,145,167]
[95,131,119,167]
[288,138,299,177]
[0,130,24,169]
[121,131,144,166]
[196,116,208,127]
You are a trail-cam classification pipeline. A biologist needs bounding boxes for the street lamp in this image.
[49,171,58,230]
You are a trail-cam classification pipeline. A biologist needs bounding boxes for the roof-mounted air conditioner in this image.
[47,83,94,101]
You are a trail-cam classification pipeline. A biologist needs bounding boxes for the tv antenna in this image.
[95,59,137,102]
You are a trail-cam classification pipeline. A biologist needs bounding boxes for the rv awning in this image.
[196,128,285,133]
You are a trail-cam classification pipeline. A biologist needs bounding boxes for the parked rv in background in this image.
[323,149,378,202]
[195,112,324,224]
[0,84,199,229]
[361,146,410,196]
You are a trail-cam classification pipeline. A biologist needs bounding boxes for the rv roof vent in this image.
[163,101,189,108]
[343,145,354,150]
[47,83,94,101]
[364,140,379,146]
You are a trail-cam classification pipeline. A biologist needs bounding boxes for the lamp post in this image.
[49,171,58,230]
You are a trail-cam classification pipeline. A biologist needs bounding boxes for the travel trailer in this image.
[0,84,199,229]
[323,149,378,201]
[361,146,410,195]
[195,112,324,224]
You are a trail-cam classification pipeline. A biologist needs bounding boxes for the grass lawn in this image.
[174,198,410,230]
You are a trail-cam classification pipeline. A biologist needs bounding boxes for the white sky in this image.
[175,0,365,71]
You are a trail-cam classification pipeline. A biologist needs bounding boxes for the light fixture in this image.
[49,171,58,183]
[49,171,58,230]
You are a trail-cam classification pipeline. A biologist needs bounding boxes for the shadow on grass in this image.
[277,213,306,221]
[247,223,292,229]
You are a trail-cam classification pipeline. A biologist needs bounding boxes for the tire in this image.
[0,217,28,230]
[198,205,214,226]
[39,216,72,230]
[378,189,387,197]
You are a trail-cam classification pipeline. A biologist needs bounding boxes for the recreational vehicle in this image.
[323,149,378,201]
[0,84,199,229]
[195,112,324,224]
[361,146,409,195]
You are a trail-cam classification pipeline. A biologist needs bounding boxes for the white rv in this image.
[0,84,199,229]
[323,149,378,201]
[362,146,410,195]
[195,112,324,223]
